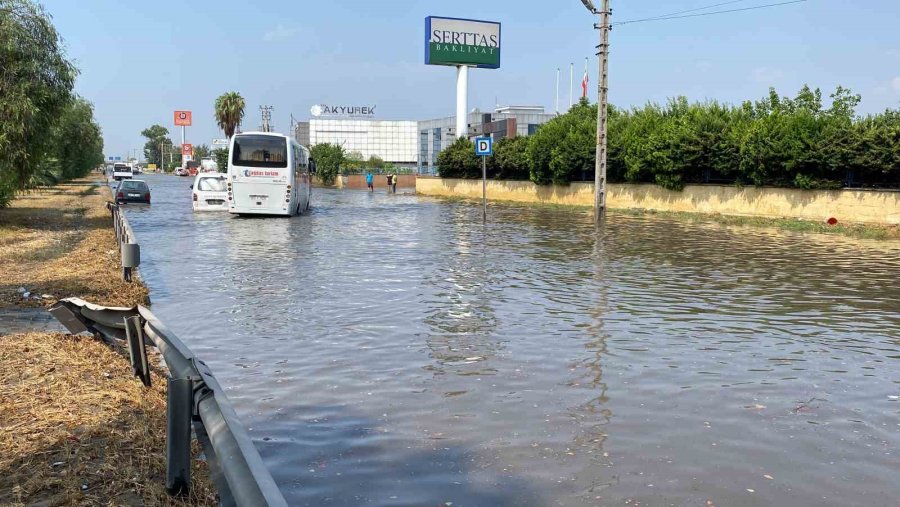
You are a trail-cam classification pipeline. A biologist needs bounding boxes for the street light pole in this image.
[581,0,610,220]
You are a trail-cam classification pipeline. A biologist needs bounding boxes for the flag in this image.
[581,60,589,99]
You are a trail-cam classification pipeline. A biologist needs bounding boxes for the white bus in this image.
[227,132,312,216]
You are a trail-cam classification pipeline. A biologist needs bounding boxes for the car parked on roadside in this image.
[173,167,188,176]
[191,173,228,211]
[115,179,151,204]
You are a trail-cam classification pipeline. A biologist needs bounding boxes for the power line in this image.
[614,0,808,26]
[632,0,753,23]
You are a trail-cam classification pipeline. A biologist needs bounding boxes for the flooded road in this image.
[123,174,900,506]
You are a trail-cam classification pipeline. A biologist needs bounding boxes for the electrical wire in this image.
[630,0,754,23]
[614,0,808,26]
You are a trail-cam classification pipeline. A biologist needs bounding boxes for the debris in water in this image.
[746,488,755,493]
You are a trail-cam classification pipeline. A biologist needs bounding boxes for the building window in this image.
[528,124,540,136]
[419,130,429,167]
[432,128,441,166]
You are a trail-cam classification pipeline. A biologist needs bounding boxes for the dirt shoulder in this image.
[0,176,216,505]
[0,332,217,506]
[0,176,148,308]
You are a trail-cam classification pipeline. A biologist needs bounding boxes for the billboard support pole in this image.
[456,65,468,138]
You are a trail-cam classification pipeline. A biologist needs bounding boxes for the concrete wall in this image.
[416,177,900,225]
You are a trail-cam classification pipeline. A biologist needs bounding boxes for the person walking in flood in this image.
[391,173,397,194]
[385,173,392,194]
[366,171,374,192]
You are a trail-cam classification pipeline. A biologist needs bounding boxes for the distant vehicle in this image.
[200,157,219,173]
[191,173,228,212]
[115,179,151,204]
[112,163,133,181]
[227,132,312,216]
[185,160,201,176]
[173,167,188,176]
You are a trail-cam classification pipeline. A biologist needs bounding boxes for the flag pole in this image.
[584,57,589,100]
[556,68,560,114]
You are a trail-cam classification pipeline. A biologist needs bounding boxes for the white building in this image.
[296,119,418,166]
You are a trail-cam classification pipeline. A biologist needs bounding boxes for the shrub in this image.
[493,136,530,180]
[436,137,479,178]
[310,143,344,185]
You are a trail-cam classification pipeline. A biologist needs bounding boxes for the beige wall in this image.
[416,177,900,225]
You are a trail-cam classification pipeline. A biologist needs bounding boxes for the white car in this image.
[191,173,229,211]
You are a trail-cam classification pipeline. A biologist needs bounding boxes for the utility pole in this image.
[581,0,610,220]
[259,105,274,132]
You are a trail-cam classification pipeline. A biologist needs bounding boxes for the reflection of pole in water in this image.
[567,224,613,488]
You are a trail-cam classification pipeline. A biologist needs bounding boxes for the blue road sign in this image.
[475,137,493,156]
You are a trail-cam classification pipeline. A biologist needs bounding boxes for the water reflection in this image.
[123,175,900,507]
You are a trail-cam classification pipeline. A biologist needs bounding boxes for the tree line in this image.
[0,0,105,206]
[438,85,900,190]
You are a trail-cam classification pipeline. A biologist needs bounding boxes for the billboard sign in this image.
[425,16,501,69]
[174,110,192,126]
[182,144,192,156]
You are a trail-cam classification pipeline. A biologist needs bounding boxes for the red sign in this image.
[174,110,192,126]
[182,144,193,156]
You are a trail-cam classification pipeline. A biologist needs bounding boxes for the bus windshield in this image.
[232,135,287,168]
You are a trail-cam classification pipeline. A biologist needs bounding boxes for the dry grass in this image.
[0,332,218,506]
[0,176,217,505]
[0,177,148,308]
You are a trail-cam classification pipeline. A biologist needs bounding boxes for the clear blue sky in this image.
[41,0,900,158]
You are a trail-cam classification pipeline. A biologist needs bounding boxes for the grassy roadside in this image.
[425,194,900,240]
[0,177,148,308]
[0,176,217,505]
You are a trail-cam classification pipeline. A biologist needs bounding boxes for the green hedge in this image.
[437,86,900,190]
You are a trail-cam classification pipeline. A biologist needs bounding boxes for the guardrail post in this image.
[121,243,140,282]
[166,377,193,496]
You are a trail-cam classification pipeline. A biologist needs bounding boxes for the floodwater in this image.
[122,174,900,506]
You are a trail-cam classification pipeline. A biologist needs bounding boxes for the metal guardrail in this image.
[49,298,288,507]
[107,201,141,281]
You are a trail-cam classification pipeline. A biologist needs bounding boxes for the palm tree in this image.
[214,92,245,139]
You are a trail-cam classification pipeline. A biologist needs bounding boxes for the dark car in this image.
[115,179,151,204]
